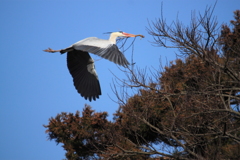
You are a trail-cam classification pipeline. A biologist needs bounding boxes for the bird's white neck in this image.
[109,32,124,44]
[109,33,118,44]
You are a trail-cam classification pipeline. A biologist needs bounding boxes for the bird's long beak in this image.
[122,32,138,37]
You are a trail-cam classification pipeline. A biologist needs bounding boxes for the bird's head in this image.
[108,31,144,43]
[112,31,138,38]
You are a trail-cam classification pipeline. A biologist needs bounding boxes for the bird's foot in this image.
[43,48,60,53]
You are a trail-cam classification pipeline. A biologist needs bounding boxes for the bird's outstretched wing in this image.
[67,50,101,101]
[72,37,130,67]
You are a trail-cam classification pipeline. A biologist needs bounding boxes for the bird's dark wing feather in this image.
[72,37,130,67]
[67,50,101,101]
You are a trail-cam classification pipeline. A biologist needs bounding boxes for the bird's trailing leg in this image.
[43,48,62,53]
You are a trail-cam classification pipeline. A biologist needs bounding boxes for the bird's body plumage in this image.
[70,37,129,67]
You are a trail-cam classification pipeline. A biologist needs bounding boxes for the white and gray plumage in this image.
[44,31,144,101]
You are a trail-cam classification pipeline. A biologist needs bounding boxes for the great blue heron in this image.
[44,31,144,101]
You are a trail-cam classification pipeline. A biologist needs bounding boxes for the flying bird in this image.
[44,31,144,101]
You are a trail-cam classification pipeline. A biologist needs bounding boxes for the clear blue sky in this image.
[0,0,238,159]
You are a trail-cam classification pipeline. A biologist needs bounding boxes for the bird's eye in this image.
[119,31,123,33]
